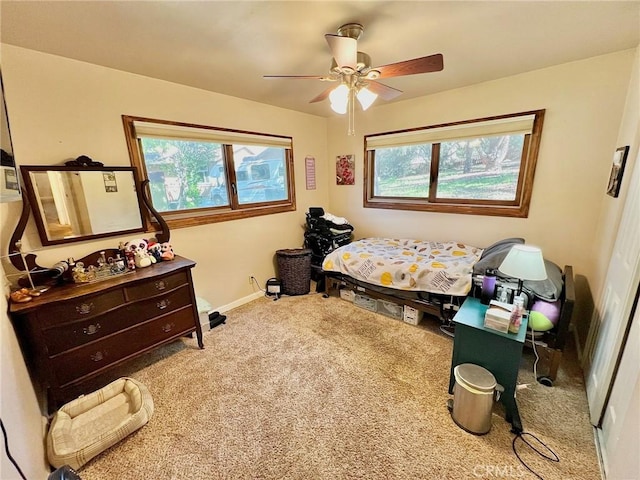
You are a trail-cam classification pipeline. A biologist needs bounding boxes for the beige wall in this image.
[591,46,640,300]
[326,49,635,291]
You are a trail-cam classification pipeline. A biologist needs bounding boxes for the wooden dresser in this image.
[9,255,204,414]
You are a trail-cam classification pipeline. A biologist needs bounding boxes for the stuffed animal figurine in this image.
[147,241,163,263]
[124,238,156,268]
[160,242,175,261]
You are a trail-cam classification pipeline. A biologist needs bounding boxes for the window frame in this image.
[122,115,296,231]
[363,110,545,217]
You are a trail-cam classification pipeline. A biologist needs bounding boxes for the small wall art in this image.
[606,145,629,198]
[336,154,355,185]
[305,156,316,190]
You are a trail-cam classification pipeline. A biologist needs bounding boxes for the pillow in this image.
[522,260,564,301]
[473,238,525,275]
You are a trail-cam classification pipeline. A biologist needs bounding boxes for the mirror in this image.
[1,69,21,202]
[20,165,146,245]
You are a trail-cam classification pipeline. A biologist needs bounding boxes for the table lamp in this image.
[498,244,547,297]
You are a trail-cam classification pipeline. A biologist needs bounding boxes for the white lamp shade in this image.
[498,245,547,281]
[356,87,378,111]
[329,84,349,114]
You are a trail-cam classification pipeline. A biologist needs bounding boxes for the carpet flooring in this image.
[78,293,600,480]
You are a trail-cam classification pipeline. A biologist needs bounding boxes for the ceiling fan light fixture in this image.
[264,23,443,134]
[330,100,348,114]
[356,86,378,111]
[329,84,349,114]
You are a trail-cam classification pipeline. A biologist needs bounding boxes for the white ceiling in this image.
[1,1,639,117]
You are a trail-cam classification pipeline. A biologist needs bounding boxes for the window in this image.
[122,116,295,229]
[364,110,545,217]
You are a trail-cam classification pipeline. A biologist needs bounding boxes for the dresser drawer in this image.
[141,305,197,347]
[44,286,192,356]
[125,271,189,301]
[52,306,196,387]
[124,285,192,321]
[44,308,130,356]
[38,289,126,328]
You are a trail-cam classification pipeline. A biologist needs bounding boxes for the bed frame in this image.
[324,264,575,386]
[324,272,464,323]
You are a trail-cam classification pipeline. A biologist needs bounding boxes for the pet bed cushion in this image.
[47,377,154,470]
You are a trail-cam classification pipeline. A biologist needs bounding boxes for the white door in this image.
[598,302,640,479]
[585,149,640,426]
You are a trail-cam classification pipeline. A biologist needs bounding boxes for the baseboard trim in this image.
[572,325,585,363]
[198,291,264,328]
[594,426,607,479]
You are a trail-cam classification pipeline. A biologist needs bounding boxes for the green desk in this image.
[448,297,527,433]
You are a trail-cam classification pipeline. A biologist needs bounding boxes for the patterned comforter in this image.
[322,238,483,296]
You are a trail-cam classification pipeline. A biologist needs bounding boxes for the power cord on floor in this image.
[530,324,540,380]
[1,418,27,480]
[511,430,560,480]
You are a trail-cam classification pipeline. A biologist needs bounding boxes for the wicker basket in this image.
[276,248,312,295]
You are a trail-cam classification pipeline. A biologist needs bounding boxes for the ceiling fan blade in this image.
[325,34,357,69]
[264,75,327,80]
[309,86,336,103]
[374,53,444,79]
[366,81,403,101]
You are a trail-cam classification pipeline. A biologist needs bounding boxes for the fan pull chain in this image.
[348,86,355,136]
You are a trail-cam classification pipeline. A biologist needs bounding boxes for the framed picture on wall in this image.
[606,145,629,198]
[336,154,355,185]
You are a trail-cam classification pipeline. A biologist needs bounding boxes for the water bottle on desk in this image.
[480,269,497,305]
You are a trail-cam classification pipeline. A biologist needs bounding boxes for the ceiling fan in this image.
[264,23,443,123]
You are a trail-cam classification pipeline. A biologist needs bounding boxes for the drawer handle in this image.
[76,302,94,315]
[162,322,175,333]
[155,280,167,291]
[90,351,105,362]
[83,323,101,335]
[157,299,171,310]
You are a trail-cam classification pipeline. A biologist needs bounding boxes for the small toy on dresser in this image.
[10,288,33,303]
[147,241,163,263]
[160,242,175,261]
[124,238,156,268]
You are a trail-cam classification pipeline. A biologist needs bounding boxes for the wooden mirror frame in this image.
[19,165,147,246]
[8,163,170,278]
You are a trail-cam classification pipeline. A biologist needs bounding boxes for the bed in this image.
[322,237,575,385]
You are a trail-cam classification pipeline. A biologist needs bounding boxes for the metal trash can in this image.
[450,363,503,435]
[276,248,312,295]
